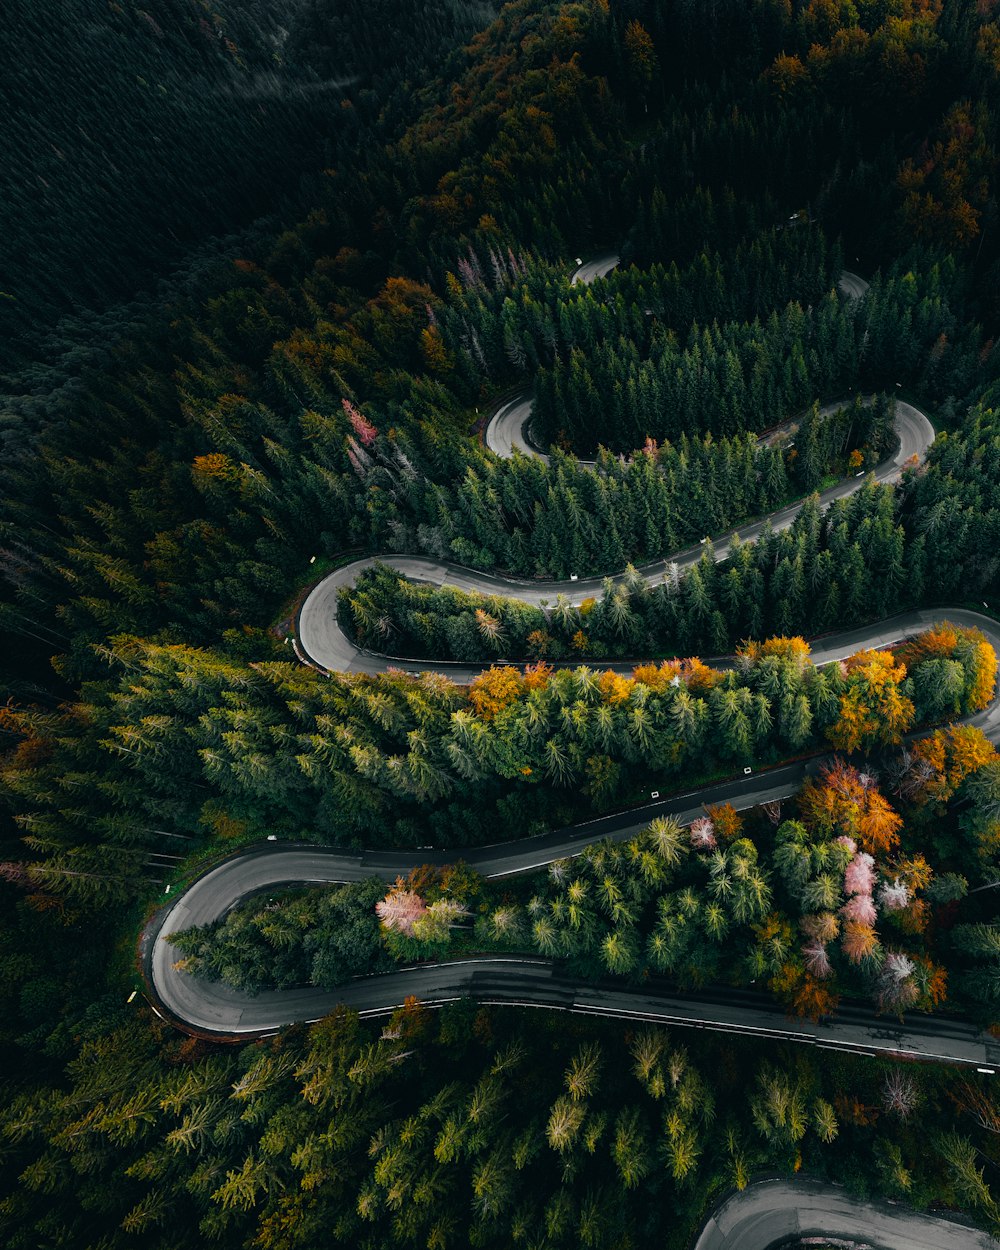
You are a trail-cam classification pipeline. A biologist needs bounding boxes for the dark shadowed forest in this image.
[8,1,1000,1246]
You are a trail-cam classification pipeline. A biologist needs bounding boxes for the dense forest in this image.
[10,0,1000,1245]
[171,719,1000,1025]
[0,0,496,375]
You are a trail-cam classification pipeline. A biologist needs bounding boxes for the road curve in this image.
[483,390,543,459]
[570,251,620,286]
[299,395,933,678]
[485,265,870,462]
[149,255,984,1059]
[484,249,616,460]
[151,603,1000,1050]
[838,268,871,299]
[693,1178,999,1250]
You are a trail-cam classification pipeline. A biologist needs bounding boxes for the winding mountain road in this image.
[147,256,1000,1074]
[141,263,1000,1245]
[149,605,1000,1052]
[298,394,931,678]
[474,253,617,461]
[484,264,870,463]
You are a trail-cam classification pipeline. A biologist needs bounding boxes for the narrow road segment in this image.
[485,266,871,462]
[299,396,933,678]
[150,603,1000,1058]
[693,1178,999,1250]
[147,257,1000,1075]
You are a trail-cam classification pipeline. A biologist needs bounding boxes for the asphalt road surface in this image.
[149,253,1000,1069]
[485,266,871,462]
[298,396,933,678]
[569,251,620,286]
[694,1178,999,1250]
[838,269,871,299]
[151,602,1000,1054]
[483,391,542,459]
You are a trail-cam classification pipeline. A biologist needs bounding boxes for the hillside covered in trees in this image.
[170,719,1000,1026]
[10,0,1000,1246]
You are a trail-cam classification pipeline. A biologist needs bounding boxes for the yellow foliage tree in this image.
[899,623,996,713]
[623,19,658,91]
[963,633,997,711]
[827,650,914,752]
[910,724,996,805]
[759,636,812,664]
[598,670,634,706]
[420,325,453,374]
[468,666,524,721]
[191,452,241,492]
[632,659,682,690]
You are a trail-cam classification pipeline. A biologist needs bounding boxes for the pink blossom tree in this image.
[343,398,378,447]
[841,893,877,926]
[844,852,876,896]
[346,436,372,478]
[376,879,427,937]
[689,817,717,851]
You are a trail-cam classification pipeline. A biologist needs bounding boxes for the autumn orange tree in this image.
[798,760,903,855]
[776,965,841,1023]
[631,659,683,690]
[705,802,743,843]
[898,623,963,667]
[597,670,635,705]
[857,790,906,857]
[894,726,1000,871]
[468,665,525,720]
[678,657,724,694]
[898,623,997,717]
[907,725,996,806]
[898,101,995,250]
[827,649,914,752]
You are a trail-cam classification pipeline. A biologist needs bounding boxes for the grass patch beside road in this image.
[271,548,368,638]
